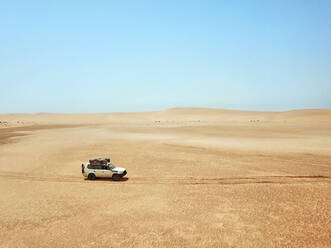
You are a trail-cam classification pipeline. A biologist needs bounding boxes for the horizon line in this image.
[1,107,330,115]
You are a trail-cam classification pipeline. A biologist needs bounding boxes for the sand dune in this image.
[0,108,330,247]
[1,108,331,127]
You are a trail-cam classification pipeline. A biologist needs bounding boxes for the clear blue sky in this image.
[1,0,330,113]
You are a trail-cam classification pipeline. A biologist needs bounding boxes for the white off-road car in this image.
[81,158,127,181]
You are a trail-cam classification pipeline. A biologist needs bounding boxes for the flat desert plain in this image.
[0,108,330,248]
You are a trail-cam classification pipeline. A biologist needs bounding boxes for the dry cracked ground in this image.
[0,108,330,248]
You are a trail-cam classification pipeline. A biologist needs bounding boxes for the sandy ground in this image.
[0,108,330,248]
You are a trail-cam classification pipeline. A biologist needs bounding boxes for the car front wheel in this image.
[112,174,121,181]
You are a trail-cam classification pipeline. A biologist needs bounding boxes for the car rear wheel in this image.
[112,174,121,181]
[88,173,96,180]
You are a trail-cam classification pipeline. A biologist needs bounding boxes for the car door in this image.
[93,165,104,177]
[103,165,113,178]
[98,165,112,178]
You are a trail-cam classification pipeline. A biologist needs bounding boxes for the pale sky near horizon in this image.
[1,0,330,113]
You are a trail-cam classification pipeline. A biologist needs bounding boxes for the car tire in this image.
[88,173,96,180]
[112,174,121,181]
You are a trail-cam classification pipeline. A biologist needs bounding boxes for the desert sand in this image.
[0,108,330,248]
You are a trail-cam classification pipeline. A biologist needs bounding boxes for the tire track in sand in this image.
[0,172,330,185]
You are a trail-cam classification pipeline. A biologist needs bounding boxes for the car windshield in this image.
[109,164,116,169]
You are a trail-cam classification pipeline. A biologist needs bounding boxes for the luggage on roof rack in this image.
[89,158,110,165]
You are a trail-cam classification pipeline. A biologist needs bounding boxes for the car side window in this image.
[87,164,103,170]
